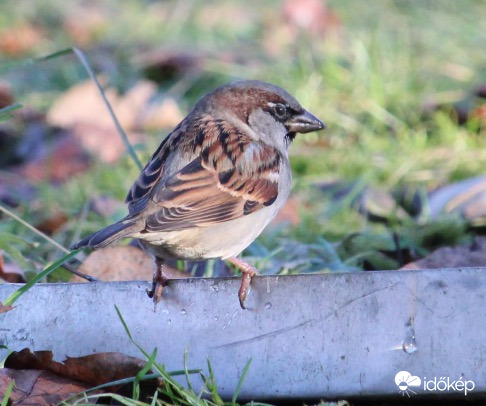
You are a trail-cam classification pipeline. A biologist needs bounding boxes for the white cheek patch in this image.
[248,108,291,155]
[266,171,280,182]
[249,108,285,134]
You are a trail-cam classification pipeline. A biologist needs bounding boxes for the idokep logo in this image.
[394,371,475,397]
[395,371,421,397]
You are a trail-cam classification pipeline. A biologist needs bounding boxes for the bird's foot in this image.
[146,260,169,311]
[227,257,258,309]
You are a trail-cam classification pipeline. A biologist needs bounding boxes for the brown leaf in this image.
[115,80,158,130]
[47,80,150,163]
[0,82,14,109]
[139,50,203,83]
[476,85,486,99]
[429,176,486,227]
[0,253,26,283]
[47,79,118,129]
[0,301,14,314]
[16,133,91,183]
[6,349,148,387]
[63,6,108,47]
[47,79,157,130]
[360,187,411,222]
[0,24,46,56]
[402,237,486,270]
[0,173,35,207]
[0,368,91,405]
[35,212,68,235]
[73,122,137,163]
[472,103,486,122]
[283,0,340,36]
[196,4,256,32]
[140,97,184,130]
[73,245,188,282]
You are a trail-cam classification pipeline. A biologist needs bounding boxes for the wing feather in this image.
[142,116,282,232]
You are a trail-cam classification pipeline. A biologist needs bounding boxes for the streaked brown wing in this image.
[144,117,281,232]
[125,130,176,215]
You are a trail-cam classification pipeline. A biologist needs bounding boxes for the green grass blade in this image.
[184,347,195,393]
[35,47,74,62]
[0,203,70,254]
[204,359,223,405]
[133,348,157,401]
[232,358,252,406]
[3,250,80,306]
[62,370,199,404]
[149,389,159,406]
[114,306,206,405]
[0,47,143,171]
[115,305,133,341]
[0,48,74,74]
[72,47,143,170]
[1,379,14,406]
[0,103,22,122]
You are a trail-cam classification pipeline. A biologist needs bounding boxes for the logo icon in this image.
[395,371,421,397]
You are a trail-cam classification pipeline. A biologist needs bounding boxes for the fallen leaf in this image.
[115,80,158,130]
[6,349,149,387]
[35,212,68,235]
[139,50,203,83]
[47,80,150,163]
[47,79,118,129]
[73,245,189,282]
[73,122,139,163]
[47,79,158,130]
[428,176,486,227]
[0,368,91,405]
[16,133,91,183]
[422,88,485,126]
[283,0,339,36]
[0,301,14,314]
[0,82,14,109]
[472,103,486,123]
[196,4,256,32]
[0,23,46,56]
[476,84,486,99]
[141,97,184,130]
[63,6,108,47]
[0,252,26,283]
[402,237,486,270]
[360,187,411,222]
[0,171,37,209]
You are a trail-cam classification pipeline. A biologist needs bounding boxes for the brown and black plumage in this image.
[72,80,325,308]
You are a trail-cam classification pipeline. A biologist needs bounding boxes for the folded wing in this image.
[142,115,282,232]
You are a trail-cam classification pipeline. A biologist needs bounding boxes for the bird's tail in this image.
[70,220,137,250]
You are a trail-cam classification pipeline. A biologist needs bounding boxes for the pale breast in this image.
[134,159,292,260]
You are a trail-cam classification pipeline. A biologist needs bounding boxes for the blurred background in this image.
[0,0,485,281]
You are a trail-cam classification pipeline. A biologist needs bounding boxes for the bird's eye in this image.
[274,103,287,119]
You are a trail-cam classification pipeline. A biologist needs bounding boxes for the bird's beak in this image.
[286,110,326,134]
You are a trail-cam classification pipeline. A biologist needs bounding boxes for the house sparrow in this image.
[71,80,325,308]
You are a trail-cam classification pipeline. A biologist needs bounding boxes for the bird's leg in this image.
[227,257,258,309]
[146,257,169,310]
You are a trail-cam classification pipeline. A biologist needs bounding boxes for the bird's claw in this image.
[227,257,258,309]
[146,264,169,311]
[238,270,256,309]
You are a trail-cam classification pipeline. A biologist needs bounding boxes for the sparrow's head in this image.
[194,80,325,152]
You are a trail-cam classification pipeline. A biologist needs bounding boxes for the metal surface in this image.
[1,268,485,399]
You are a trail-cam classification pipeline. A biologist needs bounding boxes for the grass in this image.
[0,0,485,403]
[0,0,484,286]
